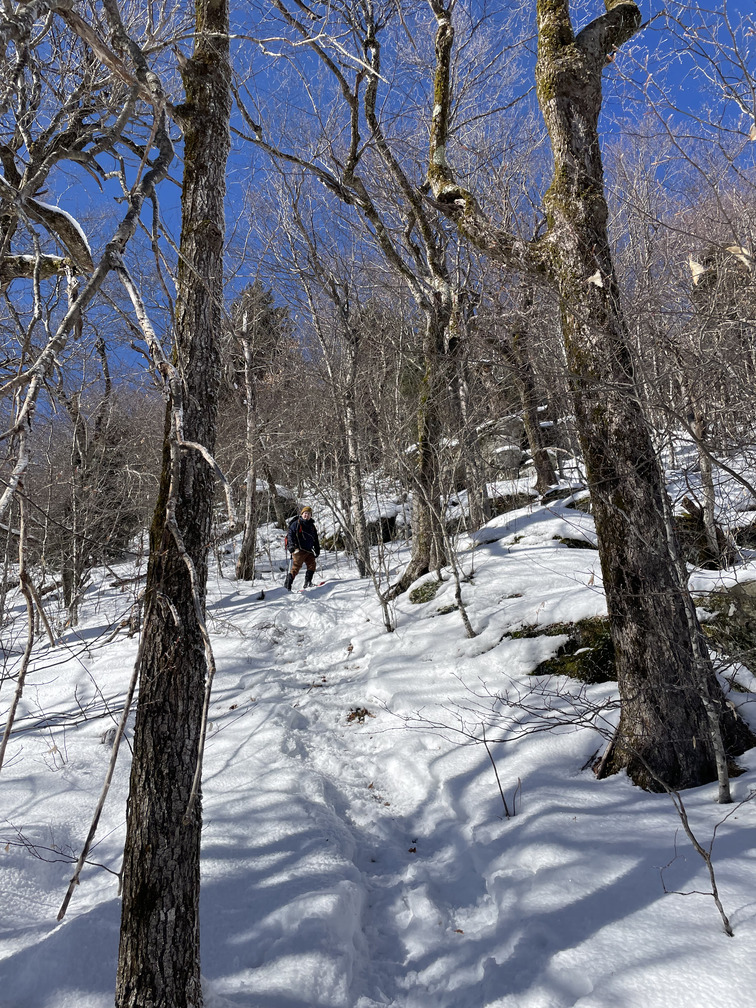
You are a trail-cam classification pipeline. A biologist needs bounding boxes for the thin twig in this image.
[482,723,511,818]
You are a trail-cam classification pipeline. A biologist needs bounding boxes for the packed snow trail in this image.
[2,502,756,1007]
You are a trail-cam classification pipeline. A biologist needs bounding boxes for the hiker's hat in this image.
[301,504,313,515]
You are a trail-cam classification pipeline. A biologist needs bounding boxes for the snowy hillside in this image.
[2,499,756,1008]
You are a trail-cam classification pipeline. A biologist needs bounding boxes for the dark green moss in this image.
[697,583,756,673]
[409,579,443,604]
[565,494,593,514]
[505,616,615,683]
[553,536,598,550]
[535,617,614,682]
[505,622,573,640]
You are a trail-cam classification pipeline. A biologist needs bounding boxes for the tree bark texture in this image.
[115,3,230,1006]
[236,325,258,581]
[533,0,753,789]
[427,0,754,789]
[388,303,452,595]
[498,301,558,495]
[343,327,371,578]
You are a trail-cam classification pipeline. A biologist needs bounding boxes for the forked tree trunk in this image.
[427,0,754,792]
[115,4,230,1006]
[534,0,753,791]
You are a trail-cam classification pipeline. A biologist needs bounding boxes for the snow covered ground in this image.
[2,499,756,1008]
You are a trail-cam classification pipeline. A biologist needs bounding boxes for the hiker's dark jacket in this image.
[286,516,320,556]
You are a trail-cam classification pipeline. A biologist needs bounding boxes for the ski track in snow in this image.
[2,501,756,1007]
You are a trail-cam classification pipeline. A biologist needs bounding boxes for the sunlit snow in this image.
[2,497,756,1008]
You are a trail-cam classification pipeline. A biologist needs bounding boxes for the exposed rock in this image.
[488,491,538,517]
[409,578,444,604]
[564,490,592,513]
[733,515,756,549]
[505,616,615,683]
[675,497,734,569]
[697,579,756,673]
[477,417,525,478]
[553,536,598,550]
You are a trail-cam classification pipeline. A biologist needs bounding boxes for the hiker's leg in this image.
[303,552,317,587]
[290,551,305,581]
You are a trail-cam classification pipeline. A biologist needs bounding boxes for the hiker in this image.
[285,505,321,591]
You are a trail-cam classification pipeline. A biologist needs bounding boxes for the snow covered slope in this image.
[2,501,756,1008]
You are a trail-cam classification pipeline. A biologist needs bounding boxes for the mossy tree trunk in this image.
[427,0,755,792]
[389,300,452,595]
[115,2,231,1006]
[534,0,752,792]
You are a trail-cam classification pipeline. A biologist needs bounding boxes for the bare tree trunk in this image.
[264,468,288,527]
[427,0,755,791]
[236,323,257,581]
[691,413,723,566]
[344,330,371,577]
[388,307,450,595]
[0,459,34,776]
[533,0,753,791]
[115,3,230,1006]
[499,326,558,496]
[453,357,490,530]
[235,463,257,580]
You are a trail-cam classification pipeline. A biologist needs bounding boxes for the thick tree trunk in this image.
[115,4,230,1006]
[427,0,754,788]
[388,306,450,595]
[534,0,753,791]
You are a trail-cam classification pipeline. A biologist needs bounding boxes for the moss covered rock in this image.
[506,616,615,683]
[564,492,593,514]
[553,535,598,550]
[409,578,443,604]
[488,492,538,517]
[697,579,756,673]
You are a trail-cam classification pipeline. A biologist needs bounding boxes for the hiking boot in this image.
[284,573,293,592]
[303,570,314,588]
